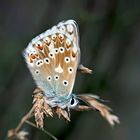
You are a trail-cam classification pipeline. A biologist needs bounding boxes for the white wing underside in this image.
[23,20,80,98]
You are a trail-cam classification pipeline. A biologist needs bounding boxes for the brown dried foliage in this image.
[77,94,120,126]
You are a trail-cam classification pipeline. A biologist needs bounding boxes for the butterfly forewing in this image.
[23,20,80,97]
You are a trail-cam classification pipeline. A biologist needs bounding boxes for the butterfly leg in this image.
[78,64,92,74]
[55,107,70,122]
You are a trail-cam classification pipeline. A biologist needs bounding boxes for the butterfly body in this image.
[23,20,80,109]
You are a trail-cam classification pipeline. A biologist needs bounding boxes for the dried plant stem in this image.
[14,106,35,133]
[25,120,58,140]
[9,105,57,140]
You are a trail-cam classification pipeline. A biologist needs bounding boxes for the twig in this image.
[25,120,58,140]
[7,104,58,140]
[14,106,35,133]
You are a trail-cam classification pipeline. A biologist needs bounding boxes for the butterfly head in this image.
[68,94,79,108]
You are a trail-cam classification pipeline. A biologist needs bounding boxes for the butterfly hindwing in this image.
[23,20,80,97]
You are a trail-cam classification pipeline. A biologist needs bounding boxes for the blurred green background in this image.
[0,0,140,140]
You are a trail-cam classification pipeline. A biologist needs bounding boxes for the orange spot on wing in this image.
[58,34,64,42]
[37,45,43,50]
[31,54,36,59]
[29,57,33,63]
[44,40,51,46]
[66,44,71,49]
[30,54,39,59]
[72,50,76,57]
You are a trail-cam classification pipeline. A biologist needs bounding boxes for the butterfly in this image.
[23,20,119,127]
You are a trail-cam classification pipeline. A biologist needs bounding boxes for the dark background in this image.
[0,0,140,140]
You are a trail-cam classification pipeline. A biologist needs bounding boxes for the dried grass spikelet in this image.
[33,88,71,128]
[77,94,120,126]
[33,88,53,128]
[32,88,119,127]
[16,130,29,140]
[55,107,70,121]
[78,64,92,74]
[8,129,29,140]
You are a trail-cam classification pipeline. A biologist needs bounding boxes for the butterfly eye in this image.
[68,67,73,73]
[43,37,51,45]
[64,57,70,63]
[69,96,78,108]
[44,58,50,64]
[59,47,65,53]
[63,80,69,86]
[59,26,66,32]
[36,60,44,67]
[54,75,59,80]
[67,24,73,33]
[47,76,52,81]
[48,52,55,58]
[35,70,40,75]
[70,97,75,105]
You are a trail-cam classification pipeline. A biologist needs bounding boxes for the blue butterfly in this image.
[23,20,119,126]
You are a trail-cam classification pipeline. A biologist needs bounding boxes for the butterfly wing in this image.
[23,20,80,98]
